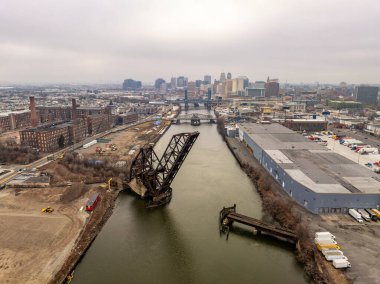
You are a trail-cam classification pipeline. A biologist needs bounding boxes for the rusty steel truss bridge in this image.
[128,132,199,207]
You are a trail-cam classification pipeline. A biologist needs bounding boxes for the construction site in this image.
[0,119,172,283]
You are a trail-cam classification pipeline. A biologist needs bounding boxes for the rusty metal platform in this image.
[219,204,298,244]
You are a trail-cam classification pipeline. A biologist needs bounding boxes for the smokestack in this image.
[72,98,77,121]
[30,96,38,127]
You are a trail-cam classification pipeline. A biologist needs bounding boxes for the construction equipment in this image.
[95,146,104,155]
[41,206,54,213]
[128,132,199,207]
[108,177,112,191]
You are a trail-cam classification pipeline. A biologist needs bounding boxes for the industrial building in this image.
[238,123,380,214]
[265,77,279,97]
[0,110,32,132]
[282,119,328,132]
[20,122,72,152]
[115,113,139,125]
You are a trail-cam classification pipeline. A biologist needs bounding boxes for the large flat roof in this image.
[239,123,380,194]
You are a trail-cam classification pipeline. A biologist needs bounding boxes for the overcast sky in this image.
[1,0,379,84]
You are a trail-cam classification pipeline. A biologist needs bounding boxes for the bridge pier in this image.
[191,118,200,126]
[219,205,298,244]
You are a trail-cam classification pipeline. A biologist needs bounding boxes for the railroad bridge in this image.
[171,113,216,126]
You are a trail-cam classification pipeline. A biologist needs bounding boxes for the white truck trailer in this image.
[315,232,336,240]
[322,249,343,257]
[357,209,371,222]
[349,209,363,223]
[325,254,347,261]
[314,238,338,245]
[358,147,378,154]
[83,140,97,149]
[333,259,351,269]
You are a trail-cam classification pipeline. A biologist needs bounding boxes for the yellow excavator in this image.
[41,206,54,213]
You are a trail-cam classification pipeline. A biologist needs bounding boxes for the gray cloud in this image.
[0,0,379,84]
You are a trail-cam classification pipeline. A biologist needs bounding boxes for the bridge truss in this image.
[128,132,199,207]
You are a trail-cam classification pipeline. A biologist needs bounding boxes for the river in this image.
[72,109,308,284]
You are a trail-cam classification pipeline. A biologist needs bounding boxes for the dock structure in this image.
[219,204,298,244]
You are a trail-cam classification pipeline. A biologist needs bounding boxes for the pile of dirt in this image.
[59,184,91,203]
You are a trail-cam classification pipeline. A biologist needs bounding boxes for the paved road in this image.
[331,128,380,148]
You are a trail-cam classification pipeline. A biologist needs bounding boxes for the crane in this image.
[128,131,199,207]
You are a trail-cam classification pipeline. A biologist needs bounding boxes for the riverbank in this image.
[50,187,122,283]
[51,120,173,283]
[223,136,349,284]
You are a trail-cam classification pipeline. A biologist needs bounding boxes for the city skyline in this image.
[1,0,380,84]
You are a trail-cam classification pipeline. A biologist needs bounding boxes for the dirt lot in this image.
[77,120,170,161]
[0,119,171,283]
[0,186,92,284]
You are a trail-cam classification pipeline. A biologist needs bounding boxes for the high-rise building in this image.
[204,75,212,85]
[232,76,249,93]
[170,77,177,89]
[159,83,167,94]
[265,77,280,97]
[220,73,226,82]
[187,81,196,95]
[225,80,233,97]
[195,80,202,88]
[154,78,166,89]
[354,85,379,106]
[227,72,232,80]
[177,76,185,88]
[122,79,142,90]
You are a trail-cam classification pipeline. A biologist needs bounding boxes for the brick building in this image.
[265,77,280,97]
[116,113,139,125]
[0,110,32,132]
[20,122,71,152]
[36,106,72,123]
[69,119,88,143]
[86,114,115,135]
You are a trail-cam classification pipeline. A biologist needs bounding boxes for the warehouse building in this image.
[238,123,380,214]
[0,110,32,132]
[282,119,328,132]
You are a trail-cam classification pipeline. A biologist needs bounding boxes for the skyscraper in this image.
[195,80,202,88]
[227,72,232,80]
[232,76,249,93]
[177,76,185,88]
[170,77,177,89]
[204,75,212,85]
[154,78,165,89]
[220,72,226,82]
